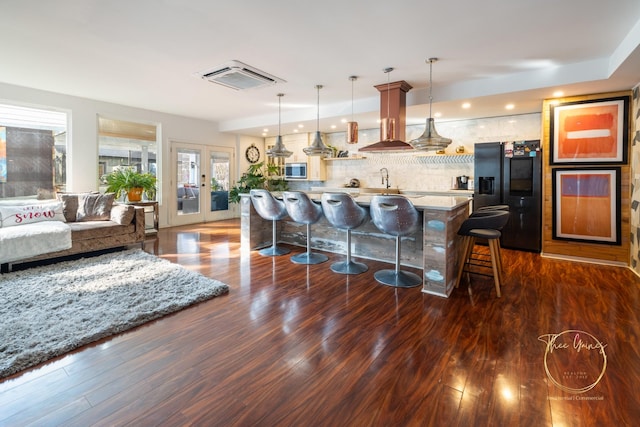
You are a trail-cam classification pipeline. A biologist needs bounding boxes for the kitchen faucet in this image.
[380,168,390,191]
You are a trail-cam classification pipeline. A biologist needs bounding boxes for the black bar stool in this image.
[282,191,328,265]
[249,189,291,256]
[321,192,368,274]
[369,195,422,288]
[455,210,510,297]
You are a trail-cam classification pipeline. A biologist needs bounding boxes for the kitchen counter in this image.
[240,192,470,297]
[311,186,474,197]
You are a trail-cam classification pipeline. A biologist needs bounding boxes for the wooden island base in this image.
[240,193,470,297]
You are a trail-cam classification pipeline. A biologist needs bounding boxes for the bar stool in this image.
[321,192,368,274]
[369,195,422,288]
[282,191,329,265]
[249,189,291,256]
[455,210,510,297]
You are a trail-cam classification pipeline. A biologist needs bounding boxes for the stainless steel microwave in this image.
[284,162,307,180]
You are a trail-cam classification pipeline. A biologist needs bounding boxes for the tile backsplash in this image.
[319,113,542,191]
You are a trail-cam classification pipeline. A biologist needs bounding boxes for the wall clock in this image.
[245,144,260,163]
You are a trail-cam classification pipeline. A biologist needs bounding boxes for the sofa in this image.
[0,192,145,272]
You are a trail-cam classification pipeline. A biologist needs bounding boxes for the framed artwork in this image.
[550,96,629,164]
[552,168,621,245]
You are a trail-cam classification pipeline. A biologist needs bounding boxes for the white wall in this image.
[0,81,239,227]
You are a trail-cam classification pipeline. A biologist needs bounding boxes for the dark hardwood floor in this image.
[1,218,639,426]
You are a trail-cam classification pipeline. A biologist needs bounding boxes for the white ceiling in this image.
[1,0,640,138]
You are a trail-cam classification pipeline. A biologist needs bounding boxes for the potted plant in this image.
[229,162,287,203]
[104,167,157,202]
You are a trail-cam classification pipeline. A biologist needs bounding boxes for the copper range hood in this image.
[360,80,413,152]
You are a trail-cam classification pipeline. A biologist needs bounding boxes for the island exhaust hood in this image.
[359,80,413,152]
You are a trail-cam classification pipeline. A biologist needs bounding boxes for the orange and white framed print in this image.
[550,96,629,164]
[552,168,621,245]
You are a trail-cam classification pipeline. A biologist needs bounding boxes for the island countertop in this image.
[280,191,471,211]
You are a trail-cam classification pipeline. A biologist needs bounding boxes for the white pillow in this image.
[0,201,66,228]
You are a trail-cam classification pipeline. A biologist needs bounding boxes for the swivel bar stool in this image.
[369,195,422,287]
[249,189,290,256]
[282,191,328,265]
[321,192,368,274]
[455,210,510,297]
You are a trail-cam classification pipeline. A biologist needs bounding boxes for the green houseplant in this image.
[104,167,157,202]
[229,162,287,203]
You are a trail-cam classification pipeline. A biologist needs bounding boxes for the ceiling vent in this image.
[196,60,285,91]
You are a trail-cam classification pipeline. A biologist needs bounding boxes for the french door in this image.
[170,141,235,226]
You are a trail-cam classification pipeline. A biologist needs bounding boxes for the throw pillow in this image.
[57,191,102,222]
[110,204,135,225]
[0,201,66,228]
[57,193,80,222]
[76,193,116,222]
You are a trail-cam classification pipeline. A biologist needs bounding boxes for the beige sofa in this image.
[0,193,146,272]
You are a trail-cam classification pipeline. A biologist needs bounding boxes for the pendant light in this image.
[266,93,293,158]
[380,67,395,141]
[410,57,452,151]
[303,85,333,157]
[346,76,358,144]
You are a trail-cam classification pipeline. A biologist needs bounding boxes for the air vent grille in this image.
[196,60,285,91]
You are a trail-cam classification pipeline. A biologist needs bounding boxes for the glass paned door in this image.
[209,150,230,215]
[171,142,234,226]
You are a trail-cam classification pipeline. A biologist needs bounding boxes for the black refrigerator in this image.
[473,140,542,252]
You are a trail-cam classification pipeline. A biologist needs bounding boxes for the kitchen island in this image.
[240,192,471,297]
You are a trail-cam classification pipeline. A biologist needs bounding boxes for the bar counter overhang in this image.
[240,193,471,297]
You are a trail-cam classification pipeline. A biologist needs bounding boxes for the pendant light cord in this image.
[428,57,437,120]
[350,77,355,121]
[316,85,321,131]
[277,93,283,135]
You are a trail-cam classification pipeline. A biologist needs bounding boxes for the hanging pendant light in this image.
[303,85,333,157]
[266,93,293,158]
[410,57,452,151]
[346,76,358,144]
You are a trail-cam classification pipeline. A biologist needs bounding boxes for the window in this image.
[0,103,67,199]
[98,116,158,201]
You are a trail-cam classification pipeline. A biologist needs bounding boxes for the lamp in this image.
[303,85,333,157]
[346,76,358,144]
[409,57,452,151]
[266,93,293,158]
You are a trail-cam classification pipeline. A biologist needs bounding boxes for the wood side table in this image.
[127,201,159,234]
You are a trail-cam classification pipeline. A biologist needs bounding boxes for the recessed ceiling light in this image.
[553,90,564,97]
[298,124,304,128]
[505,103,515,110]
[434,112,442,118]
[331,125,336,129]
[261,132,267,137]
[263,128,269,132]
[462,102,471,109]
[293,129,299,133]
[340,118,347,123]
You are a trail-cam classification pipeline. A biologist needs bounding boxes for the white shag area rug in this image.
[0,249,229,379]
